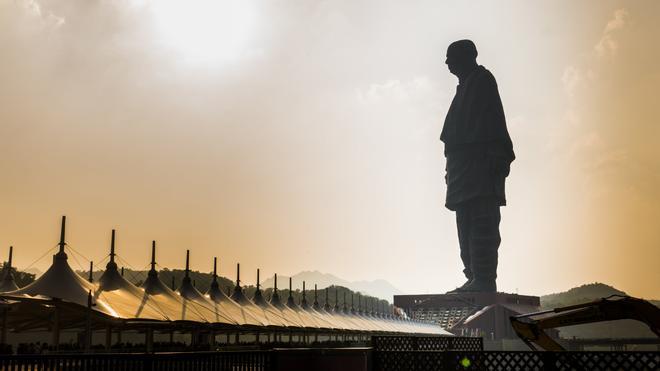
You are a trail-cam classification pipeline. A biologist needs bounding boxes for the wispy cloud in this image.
[595,8,628,57]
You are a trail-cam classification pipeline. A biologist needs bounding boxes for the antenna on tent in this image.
[185,250,190,278]
[212,257,218,282]
[88,261,93,283]
[8,245,13,270]
[236,263,240,286]
[274,273,278,294]
[256,269,260,291]
[58,216,66,254]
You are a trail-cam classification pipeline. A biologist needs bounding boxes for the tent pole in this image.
[105,325,112,351]
[58,216,66,254]
[117,329,122,347]
[85,291,92,352]
[1,307,7,345]
[52,306,60,351]
[145,328,154,353]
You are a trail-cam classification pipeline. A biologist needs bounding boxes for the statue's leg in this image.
[465,198,501,292]
[456,206,473,282]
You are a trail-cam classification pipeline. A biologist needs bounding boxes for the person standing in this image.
[441,40,515,293]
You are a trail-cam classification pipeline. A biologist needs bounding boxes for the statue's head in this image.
[446,39,478,78]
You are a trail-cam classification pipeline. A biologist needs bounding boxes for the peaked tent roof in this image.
[1,217,452,336]
[0,246,19,293]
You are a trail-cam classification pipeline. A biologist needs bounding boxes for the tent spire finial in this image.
[313,284,321,310]
[58,216,66,253]
[334,287,339,311]
[110,230,116,263]
[150,241,156,271]
[236,263,240,286]
[287,277,293,301]
[7,246,12,270]
[88,261,93,283]
[256,268,260,290]
[212,257,217,281]
[185,250,190,278]
[269,273,281,305]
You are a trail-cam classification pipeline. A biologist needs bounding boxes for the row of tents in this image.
[0,217,450,340]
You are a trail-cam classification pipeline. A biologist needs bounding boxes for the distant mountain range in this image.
[261,270,404,301]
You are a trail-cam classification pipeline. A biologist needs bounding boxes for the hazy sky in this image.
[1,0,658,298]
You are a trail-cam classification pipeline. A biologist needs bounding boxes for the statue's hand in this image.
[491,157,510,177]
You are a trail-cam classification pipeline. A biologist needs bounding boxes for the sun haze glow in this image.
[149,0,257,64]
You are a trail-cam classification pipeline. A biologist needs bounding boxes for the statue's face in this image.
[445,50,461,76]
[445,47,474,77]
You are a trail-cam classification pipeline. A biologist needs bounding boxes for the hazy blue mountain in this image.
[261,270,404,301]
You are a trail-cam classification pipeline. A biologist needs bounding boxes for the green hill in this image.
[540,282,659,339]
[540,282,627,309]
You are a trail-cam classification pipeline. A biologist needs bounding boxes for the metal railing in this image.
[0,350,271,371]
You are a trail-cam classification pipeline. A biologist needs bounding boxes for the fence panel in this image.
[373,350,660,371]
[372,335,483,352]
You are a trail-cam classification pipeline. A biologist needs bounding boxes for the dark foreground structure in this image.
[0,336,658,370]
[0,217,446,356]
[394,292,542,341]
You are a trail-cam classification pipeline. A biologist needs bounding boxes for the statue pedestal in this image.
[394,292,540,340]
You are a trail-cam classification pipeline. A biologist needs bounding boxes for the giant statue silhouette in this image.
[441,40,515,293]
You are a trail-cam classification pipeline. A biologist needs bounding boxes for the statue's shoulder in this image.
[476,66,498,88]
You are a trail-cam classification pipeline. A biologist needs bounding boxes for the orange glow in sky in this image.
[0,0,658,299]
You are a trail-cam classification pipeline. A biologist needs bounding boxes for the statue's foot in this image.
[460,279,496,293]
[446,279,473,294]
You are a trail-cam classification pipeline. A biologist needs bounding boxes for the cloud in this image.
[355,77,435,105]
[595,8,628,57]
[561,66,581,97]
